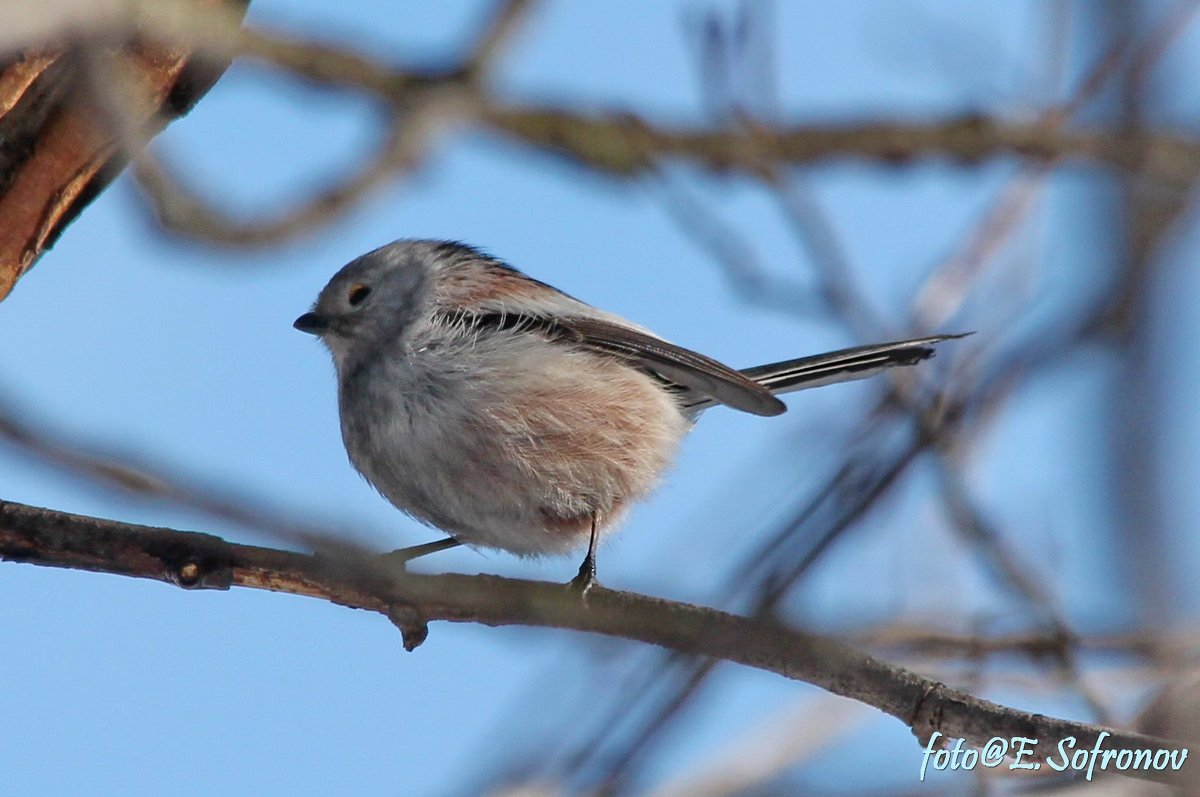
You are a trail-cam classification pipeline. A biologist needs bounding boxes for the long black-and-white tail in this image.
[681,333,968,413]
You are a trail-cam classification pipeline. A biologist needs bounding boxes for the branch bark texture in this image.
[0,0,250,300]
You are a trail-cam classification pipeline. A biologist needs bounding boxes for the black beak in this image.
[293,312,331,335]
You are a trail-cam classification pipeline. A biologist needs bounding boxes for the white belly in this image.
[338,334,691,556]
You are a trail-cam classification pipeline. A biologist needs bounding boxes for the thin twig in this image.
[462,0,539,78]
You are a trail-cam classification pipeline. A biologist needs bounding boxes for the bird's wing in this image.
[555,316,786,417]
[436,310,786,417]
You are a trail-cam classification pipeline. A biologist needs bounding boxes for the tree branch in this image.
[0,0,250,299]
[482,107,1200,179]
[0,497,1191,787]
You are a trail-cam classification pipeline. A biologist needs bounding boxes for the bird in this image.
[294,239,964,588]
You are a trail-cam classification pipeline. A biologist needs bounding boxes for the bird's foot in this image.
[568,551,599,595]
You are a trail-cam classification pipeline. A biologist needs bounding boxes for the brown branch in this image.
[205,8,1200,184]
[193,16,1200,185]
[130,110,435,245]
[0,497,1192,787]
[129,97,1200,247]
[461,0,538,78]
[192,9,1200,178]
[483,108,1200,179]
[0,0,249,300]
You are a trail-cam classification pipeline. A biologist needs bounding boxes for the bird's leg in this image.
[569,514,600,593]
[382,537,462,568]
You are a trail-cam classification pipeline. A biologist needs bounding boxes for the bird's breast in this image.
[336,332,693,554]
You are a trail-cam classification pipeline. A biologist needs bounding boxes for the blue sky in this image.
[2,1,1198,794]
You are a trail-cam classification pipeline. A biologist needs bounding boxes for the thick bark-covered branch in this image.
[0,497,1191,787]
[0,0,250,300]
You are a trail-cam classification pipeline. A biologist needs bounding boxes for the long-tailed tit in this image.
[295,239,964,586]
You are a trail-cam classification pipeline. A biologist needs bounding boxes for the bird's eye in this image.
[348,284,372,306]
